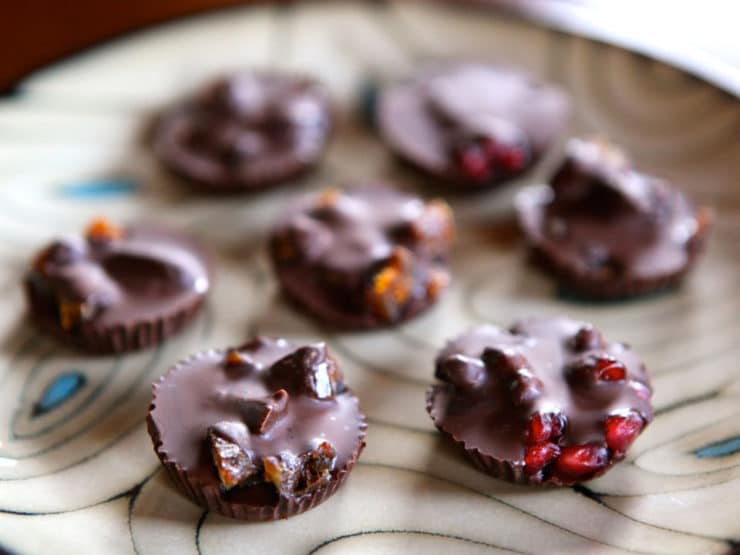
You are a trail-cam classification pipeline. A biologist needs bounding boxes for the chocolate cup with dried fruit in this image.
[269,184,455,329]
[516,137,712,299]
[24,217,211,354]
[427,317,653,486]
[154,71,333,193]
[377,62,570,191]
[147,337,367,521]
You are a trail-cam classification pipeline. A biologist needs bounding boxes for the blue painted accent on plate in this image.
[32,372,87,417]
[59,178,138,198]
[694,436,740,458]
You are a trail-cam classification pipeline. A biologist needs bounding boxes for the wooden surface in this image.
[0,2,739,554]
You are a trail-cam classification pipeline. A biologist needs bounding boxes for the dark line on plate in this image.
[195,510,209,555]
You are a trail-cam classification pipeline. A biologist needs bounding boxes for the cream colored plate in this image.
[0,2,739,554]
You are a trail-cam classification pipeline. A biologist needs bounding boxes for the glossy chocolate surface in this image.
[270,184,455,328]
[25,222,210,350]
[428,317,653,484]
[516,138,710,296]
[148,338,365,503]
[154,71,333,191]
[378,62,570,189]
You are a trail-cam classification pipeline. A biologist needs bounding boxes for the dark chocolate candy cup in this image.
[517,184,712,300]
[24,226,212,354]
[147,349,367,521]
[153,72,334,194]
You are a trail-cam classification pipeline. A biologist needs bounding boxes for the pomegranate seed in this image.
[495,148,526,172]
[594,357,627,382]
[528,412,567,444]
[528,412,551,444]
[456,145,489,181]
[524,443,560,475]
[568,355,627,383]
[605,412,644,453]
[554,444,609,481]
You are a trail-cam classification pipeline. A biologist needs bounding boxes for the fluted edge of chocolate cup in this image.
[23,277,206,354]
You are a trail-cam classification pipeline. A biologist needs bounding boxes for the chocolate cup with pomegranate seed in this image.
[154,71,333,193]
[426,317,653,486]
[269,184,455,329]
[147,337,366,521]
[24,218,211,354]
[377,62,570,191]
[516,137,712,299]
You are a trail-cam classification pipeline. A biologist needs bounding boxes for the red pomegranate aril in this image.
[594,357,627,382]
[605,412,644,453]
[456,145,490,181]
[528,412,552,444]
[496,148,526,172]
[524,443,560,475]
[554,444,609,481]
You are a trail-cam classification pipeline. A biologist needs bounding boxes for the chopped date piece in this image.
[209,427,257,490]
[241,389,289,435]
[296,441,337,494]
[269,343,340,400]
[262,452,300,494]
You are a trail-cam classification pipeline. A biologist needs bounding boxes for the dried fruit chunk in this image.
[366,247,414,322]
[262,452,300,494]
[240,389,289,435]
[524,443,560,475]
[554,444,609,481]
[85,217,123,242]
[296,441,337,494]
[269,343,341,400]
[435,354,486,391]
[209,424,257,490]
[605,411,644,454]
